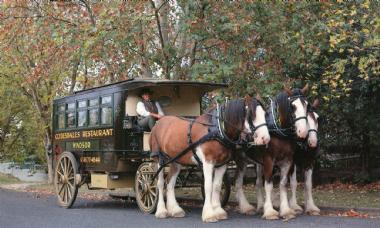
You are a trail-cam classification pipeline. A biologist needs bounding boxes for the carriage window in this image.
[58,114,65,129]
[77,110,87,127]
[78,100,87,108]
[101,96,112,105]
[89,109,99,126]
[101,107,112,125]
[67,103,75,110]
[66,112,75,128]
[89,98,99,107]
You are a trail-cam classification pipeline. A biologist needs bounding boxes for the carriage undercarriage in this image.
[54,147,232,213]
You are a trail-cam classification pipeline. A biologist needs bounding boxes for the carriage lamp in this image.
[123,117,133,129]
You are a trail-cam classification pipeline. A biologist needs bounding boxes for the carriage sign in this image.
[54,128,114,140]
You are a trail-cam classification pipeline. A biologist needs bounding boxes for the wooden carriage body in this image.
[52,79,227,209]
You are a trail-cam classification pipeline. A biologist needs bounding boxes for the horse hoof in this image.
[280,208,296,219]
[282,213,296,220]
[289,204,303,214]
[294,208,303,215]
[202,209,219,223]
[203,217,219,223]
[262,214,279,220]
[239,204,256,215]
[169,208,186,218]
[306,210,320,216]
[214,208,228,220]
[262,209,279,220]
[155,210,168,219]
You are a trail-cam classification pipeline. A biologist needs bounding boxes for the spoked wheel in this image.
[54,151,79,208]
[135,162,158,214]
[201,173,231,207]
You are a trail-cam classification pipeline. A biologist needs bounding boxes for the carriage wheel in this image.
[54,151,79,208]
[201,173,231,207]
[135,162,158,214]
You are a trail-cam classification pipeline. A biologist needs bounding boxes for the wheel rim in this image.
[136,163,158,213]
[55,156,76,206]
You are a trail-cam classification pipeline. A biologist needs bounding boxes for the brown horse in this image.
[288,99,321,215]
[234,85,310,220]
[150,96,270,222]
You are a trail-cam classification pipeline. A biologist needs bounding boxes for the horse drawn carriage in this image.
[52,79,231,213]
[52,78,319,222]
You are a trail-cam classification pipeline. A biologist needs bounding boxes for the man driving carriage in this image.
[136,88,165,131]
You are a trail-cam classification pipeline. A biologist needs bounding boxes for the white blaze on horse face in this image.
[292,98,309,138]
[307,112,319,148]
[252,105,270,145]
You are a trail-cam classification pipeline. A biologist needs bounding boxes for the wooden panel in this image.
[143,132,151,151]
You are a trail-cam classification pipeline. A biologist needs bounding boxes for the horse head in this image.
[307,99,320,148]
[244,94,270,145]
[281,84,309,138]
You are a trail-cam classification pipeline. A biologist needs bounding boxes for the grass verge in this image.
[0,173,21,184]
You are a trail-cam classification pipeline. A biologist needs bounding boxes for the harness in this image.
[151,100,266,182]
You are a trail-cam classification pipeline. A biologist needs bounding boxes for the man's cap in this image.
[139,88,153,96]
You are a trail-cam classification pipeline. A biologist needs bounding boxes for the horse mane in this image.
[275,88,306,128]
[275,91,292,128]
[224,99,246,126]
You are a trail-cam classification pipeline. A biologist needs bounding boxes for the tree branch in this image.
[79,0,96,27]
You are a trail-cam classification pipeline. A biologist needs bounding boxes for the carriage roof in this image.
[53,79,227,103]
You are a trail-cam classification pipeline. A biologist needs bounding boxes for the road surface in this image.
[0,189,379,228]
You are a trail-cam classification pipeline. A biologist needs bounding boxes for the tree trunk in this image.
[151,0,170,79]
[69,58,80,94]
[29,85,54,183]
[44,129,54,184]
[138,20,153,78]
[361,132,370,174]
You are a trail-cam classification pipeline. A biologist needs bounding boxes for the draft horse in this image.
[234,85,310,220]
[288,99,321,215]
[150,96,270,222]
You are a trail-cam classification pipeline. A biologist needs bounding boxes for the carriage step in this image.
[91,173,134,189]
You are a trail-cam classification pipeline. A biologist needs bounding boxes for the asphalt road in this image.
[0,189,379,228]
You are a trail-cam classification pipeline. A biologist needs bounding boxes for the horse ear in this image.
[312,99,320,109]
[244,94,252,105]
[301,84,309,95]
[283,85,292,96]
[256,93,262,101]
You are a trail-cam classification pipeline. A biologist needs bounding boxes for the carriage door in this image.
[122,91,144,152]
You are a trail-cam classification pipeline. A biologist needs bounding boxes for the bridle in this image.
[288,95,308,125]
[306,107,319,136]
[247,101,268,135]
